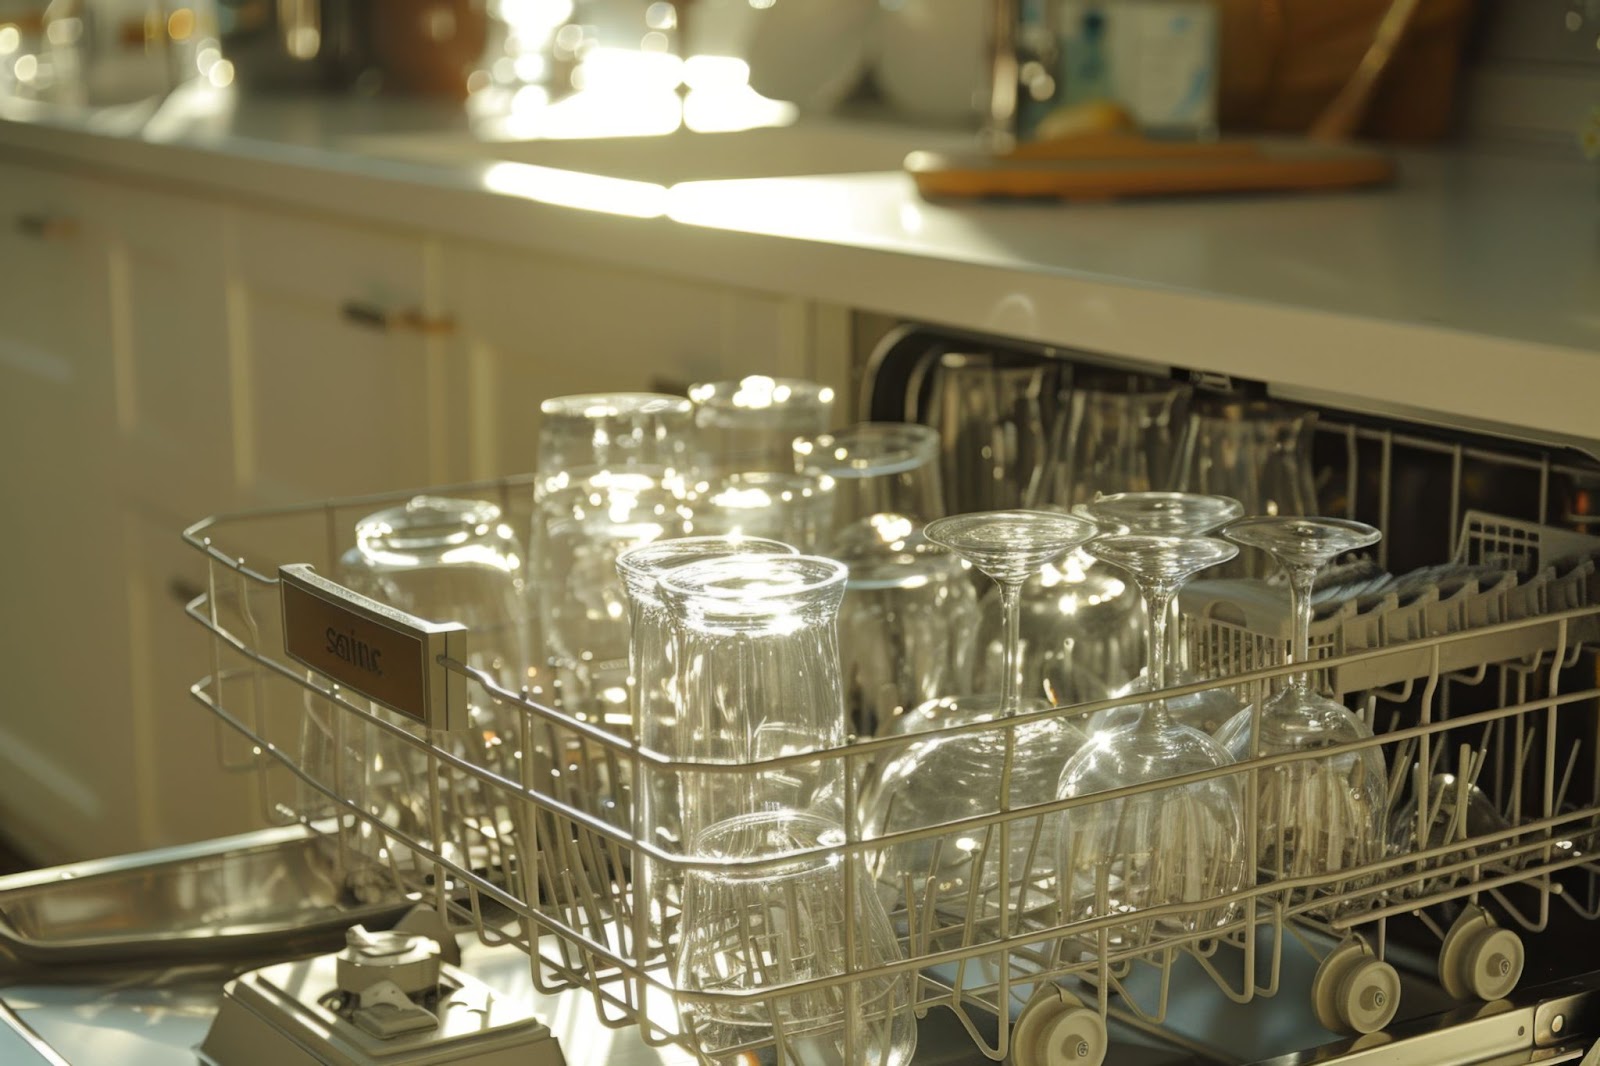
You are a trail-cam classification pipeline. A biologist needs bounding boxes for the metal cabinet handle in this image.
[339,301,457,336]
[15,213,79,241]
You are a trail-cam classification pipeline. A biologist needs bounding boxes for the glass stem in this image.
[1000,581,1022,717]
[1142,581,1176,733]
[1286,562,1318,697]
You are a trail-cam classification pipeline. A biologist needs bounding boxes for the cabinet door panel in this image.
[124,505,268,847]
[442,240,824,479]
[0,162,134,862]
[231,207,445,503]
[107,184,236,511]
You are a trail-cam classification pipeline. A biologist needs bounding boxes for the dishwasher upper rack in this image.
[183,478,1600,1065]
[859,323,1600,575]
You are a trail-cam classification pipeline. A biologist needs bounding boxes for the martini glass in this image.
[1078,492,1246,734]
[859,511,1096,932]
[1056,534,1247,952]
[926,510,1100,718]
[1214,517,1388,900]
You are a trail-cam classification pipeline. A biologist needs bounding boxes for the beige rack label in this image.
[281,578,429,722]
[275,560,482,732]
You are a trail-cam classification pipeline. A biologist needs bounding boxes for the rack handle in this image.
[339,301,456,336]
[278,564,470,731]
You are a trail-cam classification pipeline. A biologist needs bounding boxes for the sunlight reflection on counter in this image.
[483,160,668,218]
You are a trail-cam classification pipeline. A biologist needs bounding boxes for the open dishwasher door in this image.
[29,318,1595,1066]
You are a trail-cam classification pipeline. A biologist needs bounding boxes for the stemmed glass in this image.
[1078,492,1246,735]
[928,511,1101,718]
[859,510,1097,926]
[1055,534,1247,951]
[1213,517,1388,895]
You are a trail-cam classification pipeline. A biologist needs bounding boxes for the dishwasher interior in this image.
[8,322,1600,1066]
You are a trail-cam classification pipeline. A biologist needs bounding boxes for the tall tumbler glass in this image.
[1175,398,1319,576]
[688,375,836,476]
[659,554,851,845]
[533,393,699,731]
[676,811,917,1065]
[923,352,1061,513]
[616,535,798,940]
[1032,383,1192,509]
[328,495,531,871]
[794,423,976,736]
[685,470,837,552]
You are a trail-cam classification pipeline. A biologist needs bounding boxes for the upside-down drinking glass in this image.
[675,810,917,1065]
[1214,517,1388,900]
[688,375,836,476]
[1055,533,1247,953]
[327,495,532,870]
[533,392,698,730]
[616,535,798,939]
[659,554,851,845]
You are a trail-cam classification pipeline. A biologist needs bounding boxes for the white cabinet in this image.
[440,238,853,479]
[227,206,460,503]
[0,160,136,863]
[0,155,846,862]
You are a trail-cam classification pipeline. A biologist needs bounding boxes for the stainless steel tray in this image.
[0,824,411,981]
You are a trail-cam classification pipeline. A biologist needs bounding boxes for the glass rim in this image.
[656,550,851,617]
[683,809,846,874]
[616,535,797,593]
[538,392,693,419]
[353,495,506,552]
[792,422,940,478]
[687,375,836,414]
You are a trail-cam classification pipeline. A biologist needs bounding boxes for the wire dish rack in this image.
[183,478,1600,1065]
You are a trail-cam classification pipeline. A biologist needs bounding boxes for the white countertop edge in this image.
[3,107,1595,449]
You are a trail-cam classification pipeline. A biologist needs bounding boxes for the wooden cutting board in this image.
[904,138,1395,201]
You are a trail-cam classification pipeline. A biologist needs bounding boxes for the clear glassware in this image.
[924,352,1060,512]
[972,546,1143,712]
[794,423,975,736]
[859,511,1097,929]
[659,554,850,847]
[1389,771,1516,900]
[1032,383,1192,509]
[1055,534,1246,952]
[1175,398,1319,576]
[532,393,698,729]
[793,422,947,534]
[616,535,798,938]
[688,375,836,476]
[1078,492,1247,735]
[685,470,836,552]
[324,495,531,871]
[829,517,980,737]
[1020,386,1192,719]
[676,810,917,1066]
[1214,517,1389,898]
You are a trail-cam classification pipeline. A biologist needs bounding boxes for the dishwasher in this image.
[4,322,1600,1066]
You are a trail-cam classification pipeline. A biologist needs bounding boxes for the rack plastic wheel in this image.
[1312,938,1402,1035]
[1012,986,1108,1066]
[1439,904,1524,1002]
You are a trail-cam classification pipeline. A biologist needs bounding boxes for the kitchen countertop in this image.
[2,87,1597,447]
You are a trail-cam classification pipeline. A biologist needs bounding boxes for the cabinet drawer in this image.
[230,204,446,504]
[231,204,430,308]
